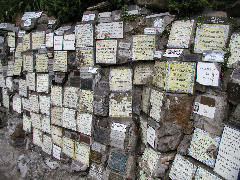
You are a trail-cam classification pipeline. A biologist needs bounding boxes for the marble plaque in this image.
[134,63,154,85]
[132,35,155,61]
[110,122,127,149]
[23,55,33,72]
[228,33,240,67]
[140,116,148,145]
[149,89,164,122]
[214,126,240,180]
[152,61,166,89]
[62,136,75,158]
[39,95,50,115]
[109,92,132,117]
[77,113,92,136]
[22,33,31,51]
[63,34,75,50]
[13,94,22,113]
[75,142,90,166]
[108,151,127,174]
[51,106,62,126]
[193,101,216,119]
[165,61,196,94]
[36,54,48,72]
[194,24,229,53]
[203,50,225,63]
[29,94,39,113]
[54,36,63,50]
[15,43,23,59]
[197,62,220,87]
[31,112,41,129]
[41,115,51,134]
[22,98,30,111]
[37,74,49,93]
[109,68,132,91]
[23,114,31,132]
[188,128,220,167]
[42,135,52,155]
[147,126,156,149]
[96,21,123,39]
[33,128,42,147]
[7,61,14,76]
[46,33,54,48]
[6,77,13,91]
[53,51,67,72]
[96,40,117,64]
[163,49,183,58]
[168,20,194,48]
[2,93,9,109]
[76,47,94,66]
[32,31,45,49]
[51,125,63,147]
[53,144,61,160]
[88,163,104,180]
[14,58,23,76]
[26,72,35,91]
[79,90,93,113]
[51,86,63,107]
[169,154,197,180]
[63,87,79,109]
[8,32,15,48]
[62,107,76,131]
[195,167,222,180]
[75,24,94,47]
[82,14,95,22]
[19,79,28,97]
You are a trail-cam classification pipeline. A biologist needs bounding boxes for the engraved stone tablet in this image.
[76,47,94,66]
[53,51,67,72]
[75,24,94,47]
[62,107,76,131]
[165,61,196,94]
[62,136,75,158]
[29,94,39,113]
[19,79,28,97]
[51,106,62,126]
[33,128,42,147]
[109,92,132,117]
[96,40,117,64]
[134,63,154,85]
[8,32,15,48]
[108,151,127,174]
[13,94,22,113]
[169,154,196,180]
[149,89,164,122]
[167,20,194,48]
[163,49,183,58]
[63,34,75,50]
[31,112,41,129]
[194,24,229,53]
[42,115,51,134]
[53,144,61,160]
[63,87,79,109]
[23,114,31,132]
[37,74,49,93]
[152,61,166,89]
[32,31,45,50]
[26,72,35,91]
[188,128,220,167]
[75,142,90,166]
[96,21,123,39]
[79,90,93,113]
[77,113,92,136]
[51,86,63,107]
[132,35,155,61]
[23,55,33,72]
[54,36,63,50]
[214,126,240,180]
[46,33,54,48]
[13,58,23,76]
[110,68,132,91]
[22,98,30,111]
[36,54,48,72]
[39,95,50,115]
[228,33,240,67]
[2,93,9,109]
[22,33,31,51]
[202,50,225,63]
[51,125,63,147]
[42,135,52,155]
[110,122,127,149]
[7,61,14,76]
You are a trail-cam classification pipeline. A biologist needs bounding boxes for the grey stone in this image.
[177,135,192,155]
[45,158,60,170]
[229,104,240,128]
[70,160,88,172]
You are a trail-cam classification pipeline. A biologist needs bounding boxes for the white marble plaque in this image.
[193,102,216,119]
[54,36,63,50]
[53,51,67,72]
[153,18,164,33]
[51,107,62,126]
[32,31,45,50]
[63,87,79,109]
[62,136,75,158]
[147,126,156,149]
[7,61,14,76]
[15,43,23,59]
[110,68,132,91]
[197,62,219,87]
[42,115,51,134]
[51,125,63,147]
[23,55,33,72]
[29,94,39,113]
[53,144,61,160]
[150,89,164,122]
[163,49,183,58]
[42,135,52,155]
[203,50,225,62]
[19,79,27,97]
[109,92,132,117]
[46,33,54,48]
[96,22,123,39]
[228,33,240,67]
[132,35,155,61]
[63,34,75,50]
[82,14,95,22]
[36,54,48,72]
[96,40,117,64]
[110,123,126,149]
[33,128,42,147]
[195,167,222,180]
[167,20,194,48]
[75,24,93,47]
[75,142,90,166]
[7,32,15,48]
[62,108,76,131]
[169,154,197,180]
[77,113,92,136]
[39,95,50,115]
[134,63,154,85]
[22,98,30,111]
[2,93,9,109]
[13,94,22,113]
[37,74,49,93]
[140,116,148,145]
[26,72,35,91]
[13,58,23,76]
[23,114,31,132]
[51,86,63,107]
[188,128,220,167]
[214,126,240,180]
[22,33,31,51]
[31,112,41,129]
[79,90,93,113]
[6,77,13,91]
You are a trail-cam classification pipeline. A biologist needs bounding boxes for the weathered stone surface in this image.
[229,104,240,128]
[177,135,192,155]
[227,82,240,105]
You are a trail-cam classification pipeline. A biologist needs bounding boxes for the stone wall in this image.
[0,6,240,180]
